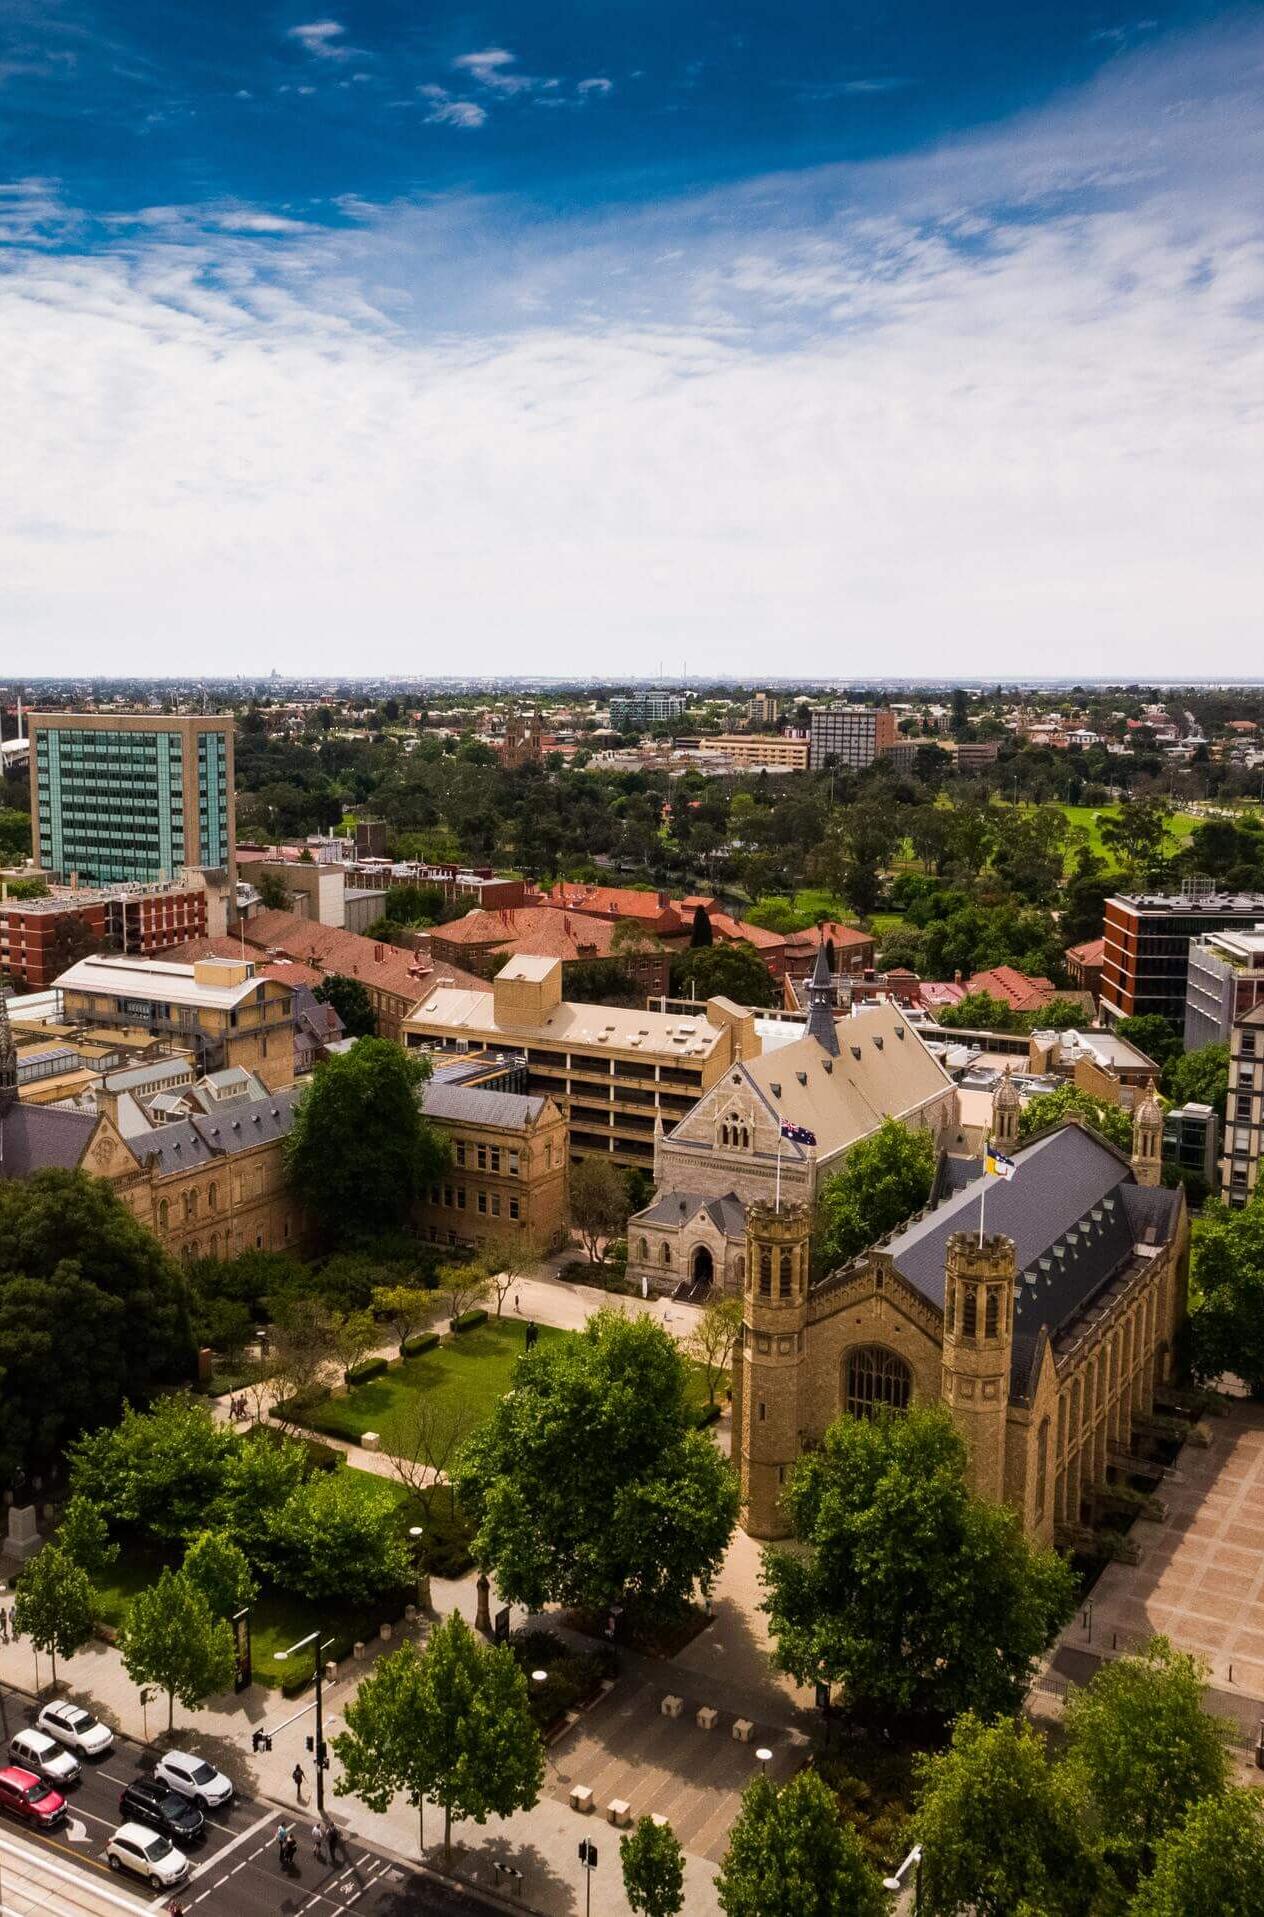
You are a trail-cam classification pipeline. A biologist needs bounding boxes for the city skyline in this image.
[2,0,1261,673]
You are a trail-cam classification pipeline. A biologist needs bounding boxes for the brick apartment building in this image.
[1,881,210,990]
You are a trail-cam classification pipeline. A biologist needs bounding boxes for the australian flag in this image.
[781,1120,817,1147]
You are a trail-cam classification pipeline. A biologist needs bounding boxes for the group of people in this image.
[274,1817,343,1871]
[227,1394,250,1421]
[0,1605,20,1644]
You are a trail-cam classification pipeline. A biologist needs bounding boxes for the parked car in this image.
[34,1702,115,1758]
[8,1729,80,1787]
[0,1765,67,1829]
[107,1822,191,1891]
[154,1750,233,1809]
[118,1777,205,1845]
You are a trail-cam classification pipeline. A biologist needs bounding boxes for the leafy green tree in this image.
[564,958,643,1007]
[455,1310,738,1615]
[330,1309,378,1382]
[1163,1042,1230,1120]
[215,1429,310,1563]
[255,868,292,910]
[990,804,1069,905]
[1063,1637,1230,1885]
[1100,798,1173,887]
[68,1397,238,1543]
[621,1815,686,1917]
[183,1530,257,1619]
[0,806,32,863]
[0,1170,194,1478]
[1017,1083,1133,1151]
[669,942,777,1008]
[1132,1787,1264,1917]
[1189,1190,1264,1390]
[813,803,903,918]
[689,1295,742,1404]
[569,1155,632,1264]
[264,1468,412,1603]
[119,1566,235,1731]
[815,1119,936,1269]
[373,1283,441,1354]
[285,1038,448,1241]
[762,1405,1075,1722]
[56,1495,117,1583]
[936,992,1020,1034]
[312,973,376,1038]
[333,1616,544,1861]
[716,1770,885,1917]
[1115,1015,1182,1072]
[13,1545,96,1685]
[914,1713,1099,1917]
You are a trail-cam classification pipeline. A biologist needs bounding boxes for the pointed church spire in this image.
[803,937,840,1057]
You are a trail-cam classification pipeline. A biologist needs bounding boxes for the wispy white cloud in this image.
[1,21,1262,675]
[418,84,487,128]
[287,20,348,59]
[577,77,613,96]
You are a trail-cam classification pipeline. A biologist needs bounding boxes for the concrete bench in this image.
[732,1718,755,1743]
[361,1431,381,1453]
[660,1694,684,1718]
[696,1706,719,1731]
[570,1786,594,1814]
[606,1799,632,1828]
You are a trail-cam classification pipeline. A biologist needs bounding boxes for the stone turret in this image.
[737,1201,811,1539]
[1131,1079,1163,1189]
[940,1230,1016,1504]
[802,942,840,1058]
[992,1066,1021,1153]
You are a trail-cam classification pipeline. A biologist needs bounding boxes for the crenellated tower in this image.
[1131,1080,1164,1189]
[737,1201,811,1539]
[940,1230,1017,1504]
[991,1067,1021,1153]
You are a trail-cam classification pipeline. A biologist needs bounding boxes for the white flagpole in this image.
[979,1146,988,1248]
[775,1134,782,1213]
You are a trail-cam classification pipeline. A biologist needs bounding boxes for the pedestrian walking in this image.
[275,1821,291,1858]
[0,1606,9,1644]
[312,1822,326,1864]
[326,1823,341,1865]
[292,1762,305,1802]
[514,1291,520,1313]
[525,1318,538,1352]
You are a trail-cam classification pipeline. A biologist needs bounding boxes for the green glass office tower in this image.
[30,713,235,885]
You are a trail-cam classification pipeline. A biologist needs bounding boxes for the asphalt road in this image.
[0,1683,494,1917]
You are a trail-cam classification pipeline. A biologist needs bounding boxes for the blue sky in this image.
[2,0,1262,674]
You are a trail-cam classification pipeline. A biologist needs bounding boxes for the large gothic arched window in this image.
[844,1346,912,1419]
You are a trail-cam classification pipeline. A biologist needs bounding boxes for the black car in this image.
[118,1777,206,1845]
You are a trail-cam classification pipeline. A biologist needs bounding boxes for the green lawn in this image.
[303,1318,572,1444]
[1054,803,1199,873]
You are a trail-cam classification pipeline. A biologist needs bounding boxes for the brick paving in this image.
[1058,1399,1264,1702]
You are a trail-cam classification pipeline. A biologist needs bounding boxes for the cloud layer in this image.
[1,22,1262,675]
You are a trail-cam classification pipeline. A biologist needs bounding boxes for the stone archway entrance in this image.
[691,1244,714,1288]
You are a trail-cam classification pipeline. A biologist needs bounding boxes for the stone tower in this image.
[940,1230,1017,1504]
[1131,1080,1163,1188]
[737,1201,811,1539]
[0,987,16,1114]
[992,1067,1021,1153]
[802,942,840,1057]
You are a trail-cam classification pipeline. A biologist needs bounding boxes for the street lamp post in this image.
[274,1630,333,1818]
[883,1842,923,1915]
[408,1525,431,1612]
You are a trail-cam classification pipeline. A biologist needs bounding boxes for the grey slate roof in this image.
[872,1124,1182,1399]
[132,1086,303,1175]
[637,1188,747,1239]
[0,1104,98,1177]
[420,1082,545,1131]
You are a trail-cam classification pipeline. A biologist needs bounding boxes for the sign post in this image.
[578,1838,598,1917]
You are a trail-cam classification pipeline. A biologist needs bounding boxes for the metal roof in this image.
[421,1082,546,1131]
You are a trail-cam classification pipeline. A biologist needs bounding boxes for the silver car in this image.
[8,1729,80,1787]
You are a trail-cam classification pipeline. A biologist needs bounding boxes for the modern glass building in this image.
[29,713,235,886]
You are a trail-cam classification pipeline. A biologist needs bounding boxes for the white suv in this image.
[107,1822,191,1890]
[34,1703,114,1759]
[155,1751,233,1808]
[8,1729,80,1787]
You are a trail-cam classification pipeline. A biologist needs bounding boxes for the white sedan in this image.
[107,1821,191,1891]
[8,1729,80,1787]
[155,1750,233,1808]
[34,1703,114,1759]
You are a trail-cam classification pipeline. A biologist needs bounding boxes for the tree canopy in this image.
[1163,1041,1230,1119]
[313,973,376,1038]
[569,1155,632,1263]
[1132,1788,1264,1917]
[1187,1189,1264,1393]
[621,1815,686,1917]
[1017,1083,1133,1151]
[118,1565,235,1731]
[0,1170,193,1476]
[668,942,777,1008]
[285,1038,449,1241]
[455,1309,738,1615]
[762,1405,1076,1722]
[814,1119,936,1270]
[13,1545,96,1686]
[716,1771,885,1917]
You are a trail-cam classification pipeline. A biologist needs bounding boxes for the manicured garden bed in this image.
[299,1319,572,1443]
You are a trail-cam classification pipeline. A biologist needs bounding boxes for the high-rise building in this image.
[609,693,688,731]
[747,691,784,727]
[29,712,235,886]
[1101,890,1264,1026]
[808,705,896,769]
[1183,925,1264,1050]
[1221,1002,1264,1207]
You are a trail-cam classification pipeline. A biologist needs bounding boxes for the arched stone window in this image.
[984,1288,999,1339]
[778,1250,793,1297]
[1035,1417,1050,1521]
[962,1285,977,1338]
[158,1199,169,1231]
[660,1243,672,1266]
[734,1253,745,1284]
[759,1250,772,1296]
[844,1346,912,1419]
[208,1182,218,1212]
[638,1238,649,1262]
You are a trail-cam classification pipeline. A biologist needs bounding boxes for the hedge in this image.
[248,1421,342,1475]
[695,1402,723,1429]
[452,1308,488,1334]
[346,1356,389,1387]
[402,1329,440,1358]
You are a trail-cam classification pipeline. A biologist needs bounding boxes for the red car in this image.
[0,1764,66,1828]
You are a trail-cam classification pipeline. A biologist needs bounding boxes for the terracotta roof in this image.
[783,921,876,955]
[241,912,486,1001]
[706,914,786,952]
[1065,937,1106,966]
[542,884,685,933]
[432,906,638,962]
[164,935,326,992]
[965,965,1060,1013]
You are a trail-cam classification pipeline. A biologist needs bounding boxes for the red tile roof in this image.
[541,883,685,934]
[965,965,1060,1013]
[163,934,326,993]
[241,912,486,1001]
[1065,937,1106,966]
[432,906,637,962]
